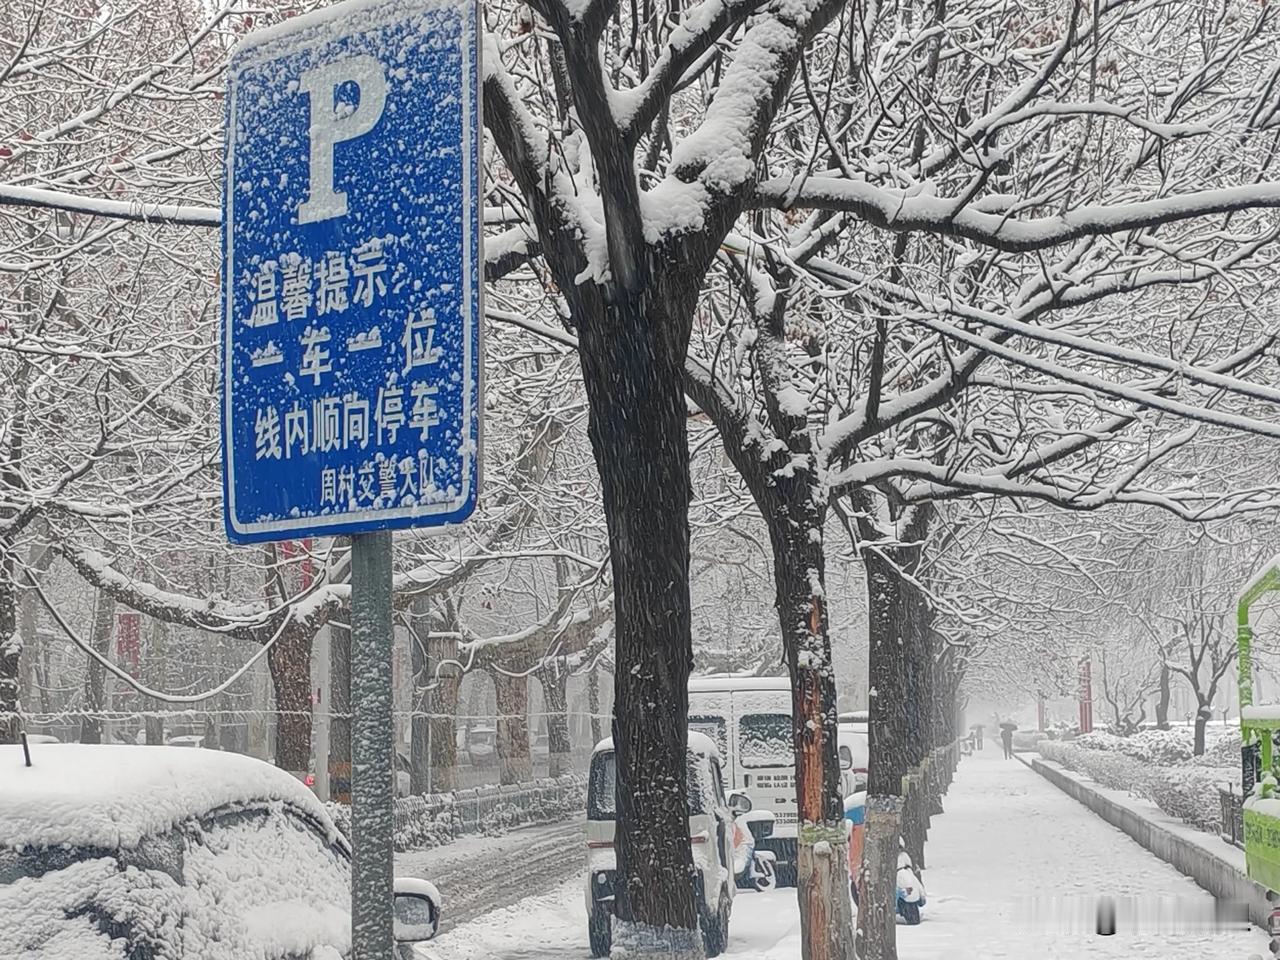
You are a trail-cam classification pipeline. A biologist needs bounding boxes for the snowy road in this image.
[396,818,586,933]
[410,749,1271,959]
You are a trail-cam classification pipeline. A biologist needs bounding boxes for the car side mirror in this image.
[839,747,853,771]
[728,792,752,816]
[393,878,442,943]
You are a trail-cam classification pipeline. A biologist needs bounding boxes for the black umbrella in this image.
[999,721,1017,732]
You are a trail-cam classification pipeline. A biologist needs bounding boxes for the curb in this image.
[1019,753,1271,927]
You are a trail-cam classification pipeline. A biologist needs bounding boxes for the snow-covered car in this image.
[0,743,441,960]
[584,732,745,959]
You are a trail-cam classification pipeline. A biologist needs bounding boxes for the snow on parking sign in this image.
[221,0,481,544]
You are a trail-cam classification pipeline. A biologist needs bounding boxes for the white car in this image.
[584,732,744,958]
[0,743,440,960]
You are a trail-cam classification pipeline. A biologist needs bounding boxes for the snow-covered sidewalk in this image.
[900,747,1268,958]
[412,748,1270,960]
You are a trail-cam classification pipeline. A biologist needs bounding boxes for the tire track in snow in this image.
[397,818,586,933]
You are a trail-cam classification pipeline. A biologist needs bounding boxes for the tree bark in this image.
[145,617,168,745]
[768,518,854,960]
[588,665,603,745]
[427,626,460,793]
[857,548,913,960]
[1156,664,1171,730]
[493,669,532,785]
[410,596,431,795]
[576,282,700,942]
[539,661,572,777]
[329,619,352,802]
[268,623,313,773]
[17,540,52,723]
[0,553,18,743]
[80,591,117,744]
[1194,703,1210,756]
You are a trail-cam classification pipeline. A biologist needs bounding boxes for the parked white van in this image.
[688,676,862,885]
[585,732,743,957]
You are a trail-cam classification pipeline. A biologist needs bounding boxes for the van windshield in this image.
[739,714,792,768]
[589,752,708,818]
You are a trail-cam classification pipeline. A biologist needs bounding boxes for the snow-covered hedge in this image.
[1196,728,1243,767]
[1012,730,1049,750]
[1038,741,1235,833]
[324,774,587,852]
[1071,728,1196,764]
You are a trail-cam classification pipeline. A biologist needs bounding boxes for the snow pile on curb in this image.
[324,774,586,851]
[1038,741,1234,833]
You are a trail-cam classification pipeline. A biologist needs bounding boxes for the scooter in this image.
[895,850,926,925]
[850,846,926,925]
[732,811,777,891]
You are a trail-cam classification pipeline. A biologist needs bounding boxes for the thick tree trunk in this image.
[429,672,460,793]
[17,541,52,723]
[145,617,168,745]
[80,591,117,744]
[576,285,700,945]
[427,627,460,793]
[0,555,18,743]
[768,515,853,960]
[1194,704,1210,756]
[1156,665,1171,730]
[268,623,314,774]
[539,662,572,778]
[330,619,352,802]
[409,597,431,795]
[857,549,913,960]
[494,670,532,785]
[588,666,603,745]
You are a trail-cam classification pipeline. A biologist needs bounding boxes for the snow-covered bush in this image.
[1127,729,1196,765]
[1198,728,1242,767]
[1073,731,1124,752]
[1038,741,1234,834]
[1071,728,1195,764]
[1012,730,1048,750]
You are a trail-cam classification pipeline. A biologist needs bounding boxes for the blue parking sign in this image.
[221,0,481,544]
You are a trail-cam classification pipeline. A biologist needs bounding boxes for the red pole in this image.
[1077,659,1093,734]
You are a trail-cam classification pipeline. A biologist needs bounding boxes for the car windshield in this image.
[589,751,709,819]
[738,714,793,769]
[0,831,183,886]
[0,845,97,885]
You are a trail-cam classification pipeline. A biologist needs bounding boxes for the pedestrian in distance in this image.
[999,720,1017,759]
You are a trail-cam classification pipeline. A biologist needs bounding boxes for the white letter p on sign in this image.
[297,55,388,224]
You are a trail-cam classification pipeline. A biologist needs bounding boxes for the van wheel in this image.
[589,907,611,957]
[776,862,797,887]
[701,889,730,957]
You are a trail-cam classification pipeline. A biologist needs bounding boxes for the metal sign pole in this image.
[351,530,394,960]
